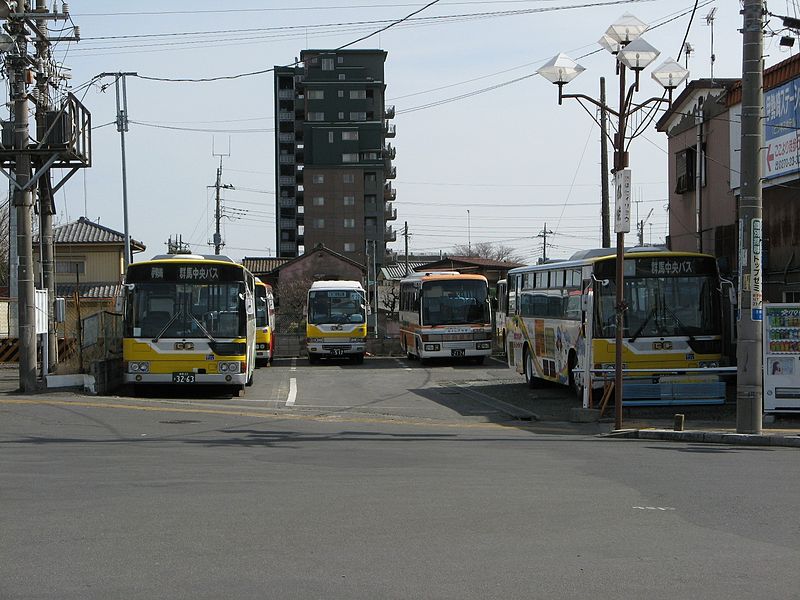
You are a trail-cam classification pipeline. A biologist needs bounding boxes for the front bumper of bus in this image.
[125,372,249,385]
[418,340,492,359]
[307,340,366,356]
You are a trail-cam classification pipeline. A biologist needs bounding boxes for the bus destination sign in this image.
[126,262,244,283]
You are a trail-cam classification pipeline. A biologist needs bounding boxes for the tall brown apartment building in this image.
[274,49,397,269]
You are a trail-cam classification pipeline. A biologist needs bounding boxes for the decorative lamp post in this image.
[537,13,688,430]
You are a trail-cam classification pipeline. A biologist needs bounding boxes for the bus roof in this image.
[309,280,365,292]
[130,255,245,269]
[507,248,717,275]
[254,277,273,291]
[401,273,487,283]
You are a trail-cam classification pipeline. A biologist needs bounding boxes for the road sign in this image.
[614,169,631,233]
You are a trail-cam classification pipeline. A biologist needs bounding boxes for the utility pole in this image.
[9,2,36,391]
[537,223,554,263]
[214,158,223,255]
[467,209,471,256]
[34,0,56,374]
[737,0,764,434]
[695,97,704,253]
[403,221,409,277]
[600,77,611,248]
[99,72,137,269]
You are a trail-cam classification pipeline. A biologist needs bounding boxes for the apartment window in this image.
[307,89,324,100]
[365,217,377,231]
[364,173,377,184]
[362,151,379,160]
[337,56,344,64]
[307,112,325,121]
[349,90,367,99]
[675,145,705,194]
[338,74,346,81]
[312,174,324,184]
[338,112,344,119]
[313,218,325,228]
[349,112,366,121]
[343,195,355,206]
[342,153,359,163]
[338,90,344,98]
[343,174,355,184]
[342,131,359,141]
[785,291,800,302]
[312,196,325,206]
[322,58,334,71]
[328,131,334,143]
[343,218,355,228]
[344,243,356,252]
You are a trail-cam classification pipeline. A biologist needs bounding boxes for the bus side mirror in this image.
[721,279,737,306]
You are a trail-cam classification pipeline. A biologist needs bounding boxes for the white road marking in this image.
[394,357,413,371]
[285,377,297,407]
[633,506,676,511]
[290,358,297,372]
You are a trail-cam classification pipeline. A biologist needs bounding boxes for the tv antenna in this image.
[705,8,717,81]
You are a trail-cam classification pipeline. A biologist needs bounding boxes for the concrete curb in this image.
[598,428,800,448]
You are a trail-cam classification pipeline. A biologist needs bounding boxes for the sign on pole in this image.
[751,218,763,321]
[614,169,631,233]
[34,289,48,335]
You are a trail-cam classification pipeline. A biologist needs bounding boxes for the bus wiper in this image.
[629,307,656,343]
[663,306,696,342]
[152,310,182,343]
[189,312,217,343]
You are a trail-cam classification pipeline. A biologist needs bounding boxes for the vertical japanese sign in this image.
[751,218,763,321]
[614,169,631,233]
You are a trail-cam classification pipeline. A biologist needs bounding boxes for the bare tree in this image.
[380,282,399,320]
[450,241,523,263]
[275,275,314,332]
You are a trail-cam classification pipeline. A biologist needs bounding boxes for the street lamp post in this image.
[537,13,689,430]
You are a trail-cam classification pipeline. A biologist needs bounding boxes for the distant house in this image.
[33,216,146,339]
[413,256,525,291]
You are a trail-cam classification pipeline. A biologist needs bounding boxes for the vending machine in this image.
[763,303,800,413]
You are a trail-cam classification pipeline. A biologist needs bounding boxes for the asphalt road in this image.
[1,357,798,599]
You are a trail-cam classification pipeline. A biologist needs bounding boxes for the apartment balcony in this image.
[278,89,294,100]
[383,121,396,138]
[280,241,297,254]
[383,182,396,201]
[279,218,296,230]
[385,165,397,179]
[279,197,296,208]
[384,105,395,119]
[278,154,295,165]
[384,144,396,160]
[384,226,397,242]
[279,176,296,186]
[384,202,397,221]
[278,111,294,122]
[279,132,294,143]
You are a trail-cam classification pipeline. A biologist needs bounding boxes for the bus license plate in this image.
[451,349,465,357]
[172,372,196,383]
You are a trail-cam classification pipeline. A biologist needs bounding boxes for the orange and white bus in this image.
[399,272,493,365]
[254,278,276,366]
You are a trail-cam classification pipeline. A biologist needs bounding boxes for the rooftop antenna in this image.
[705,7,717,81]
[683,41,693,78]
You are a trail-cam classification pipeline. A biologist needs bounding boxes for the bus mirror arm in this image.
[591,274,609,287]
[720,278,737,306]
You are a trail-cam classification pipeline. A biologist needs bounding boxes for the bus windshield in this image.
[595,275,720,339]
[126,282,247,339]
[309,290,366,325]
[255,287,268,327]
[422,279,489,326]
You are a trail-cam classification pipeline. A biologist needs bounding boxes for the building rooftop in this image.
[242,257,292,274]
[39,216,145,251]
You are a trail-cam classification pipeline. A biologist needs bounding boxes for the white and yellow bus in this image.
[399,272,493,365]
[122,254,257,395]
[306,280,367,364]
[254,278,276,366]
[504,247,727,405]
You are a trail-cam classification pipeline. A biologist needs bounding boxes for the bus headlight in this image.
[699,361,719,369]
[128,361,150,373]
[350,337,363,343]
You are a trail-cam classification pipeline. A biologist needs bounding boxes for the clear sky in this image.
[45,0,787,264]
